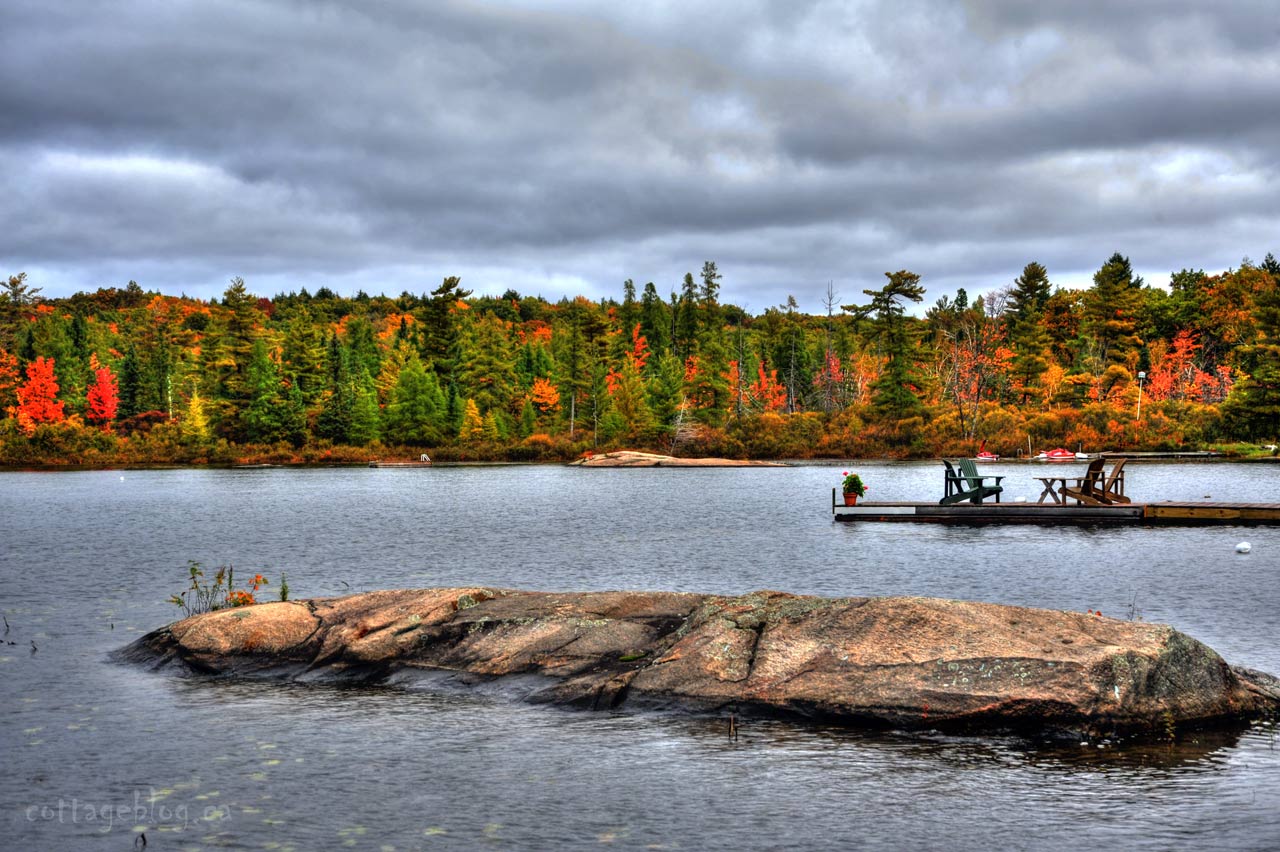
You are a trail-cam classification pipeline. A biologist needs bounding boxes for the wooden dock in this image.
[833,497,1280,526]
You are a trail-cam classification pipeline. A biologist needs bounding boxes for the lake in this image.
[2,461,1278,850]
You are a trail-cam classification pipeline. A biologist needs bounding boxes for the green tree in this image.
[241,340,307,446]
[1082,253,1143,367]
[384,352,446,445]
[849,271,926,421]
[420,276,472,384]
[639,282,670,357]
[347,363,381,446]
[1223,280,1280,440]
[1005,262,1051,326]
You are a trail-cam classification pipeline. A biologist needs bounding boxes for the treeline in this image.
[1,252,1278,466]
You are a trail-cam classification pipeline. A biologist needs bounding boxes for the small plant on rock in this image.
[169,562,272,617]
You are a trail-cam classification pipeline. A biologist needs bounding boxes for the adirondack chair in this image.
[1058,458,1105,505]
[940,459,1004,505]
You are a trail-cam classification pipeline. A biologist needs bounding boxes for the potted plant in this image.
[841,471,868,506]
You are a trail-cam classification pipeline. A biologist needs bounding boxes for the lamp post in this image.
[1136,371,1146,422]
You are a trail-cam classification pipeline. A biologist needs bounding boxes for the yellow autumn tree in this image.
[459,397,484,440]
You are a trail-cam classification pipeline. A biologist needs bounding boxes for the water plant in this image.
[169,561,272,617]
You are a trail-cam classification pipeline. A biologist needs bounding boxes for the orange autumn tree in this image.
[13,356,65,432]
[530,376,560,413]
[85,364,120,428]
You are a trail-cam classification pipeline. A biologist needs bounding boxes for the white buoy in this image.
[1014,496,1028,503]
[1236,542,1251,554]
[119,476,125,481]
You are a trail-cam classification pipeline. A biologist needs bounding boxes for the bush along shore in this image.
[121,587,1280,741]
[4,256,1280,467]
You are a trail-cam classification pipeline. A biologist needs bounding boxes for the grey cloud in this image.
[0,0,1277,312]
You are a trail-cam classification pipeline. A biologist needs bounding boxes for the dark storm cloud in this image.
[1,0,1277,310]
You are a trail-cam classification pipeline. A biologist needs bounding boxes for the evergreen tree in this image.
[1005,262,1051,326]
[518,397,537,437]
[639,282,669,358]
[241,339,307,445]
[280,311,329,405]
[675,273,700,359]
[849,271,926,421]
[1083,253,1144,367]
[1009,316,1052,405]
[1223,280,1280,440]
[699,261,722,335]
[458,317,518,415]
[315,344,354,443]
[420,276,471,384]
[118,346,143,419]
[384,352,446,445]
[347,363,381,446]
[210,277,262,439]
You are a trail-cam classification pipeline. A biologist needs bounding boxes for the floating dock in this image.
[833,496,1280,526]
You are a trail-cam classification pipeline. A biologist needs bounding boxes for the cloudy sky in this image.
[2,1,1277,312]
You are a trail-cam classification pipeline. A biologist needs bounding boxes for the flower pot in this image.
[843,493,858,506]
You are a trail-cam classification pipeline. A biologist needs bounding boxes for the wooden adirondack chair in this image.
[940,459,1004,505]
[1060,458,1129,505]
[1059,458,1105,504]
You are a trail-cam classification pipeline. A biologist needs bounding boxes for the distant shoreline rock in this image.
[119,588,1280,739]
[569,450,785,467]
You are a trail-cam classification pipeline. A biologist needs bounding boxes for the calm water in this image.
[1,461,1278,850]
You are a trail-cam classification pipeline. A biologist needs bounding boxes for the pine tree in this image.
[1005,262,1052,326]
[347,363,381,446]
[384,352,446,445]
[518,397,537,437]
[242,340,307,446]
[675,273,700,359]
[1223,278,1280,440]
[639,282,669,357]
[315,344,354,444]
[1083,253,1144,367]
[849,271,926,421]
[420,276,472,384]
[117,346,143,419]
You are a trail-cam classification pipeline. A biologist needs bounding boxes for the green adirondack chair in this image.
[940,459,1004,505]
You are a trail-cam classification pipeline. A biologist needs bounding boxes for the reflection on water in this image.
[2,463,1279,849]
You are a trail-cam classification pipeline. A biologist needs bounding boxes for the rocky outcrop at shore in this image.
[121,588,1280,738]
[569,451,784,467]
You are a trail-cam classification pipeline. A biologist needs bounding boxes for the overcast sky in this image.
[2,1,1277,313]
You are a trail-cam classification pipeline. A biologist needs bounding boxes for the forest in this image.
[2,252,1278,467]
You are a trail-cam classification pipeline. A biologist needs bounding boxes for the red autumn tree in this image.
[751,363,789,412]
[85,365,120,428]
[15,356,65,427]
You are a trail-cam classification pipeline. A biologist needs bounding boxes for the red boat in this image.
[974,440,1000,462]
[1034,447,1080,462]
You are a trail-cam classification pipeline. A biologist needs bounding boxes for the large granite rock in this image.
[122,588,1280,737]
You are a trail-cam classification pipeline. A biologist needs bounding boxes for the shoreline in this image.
[5,454,1279,473]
